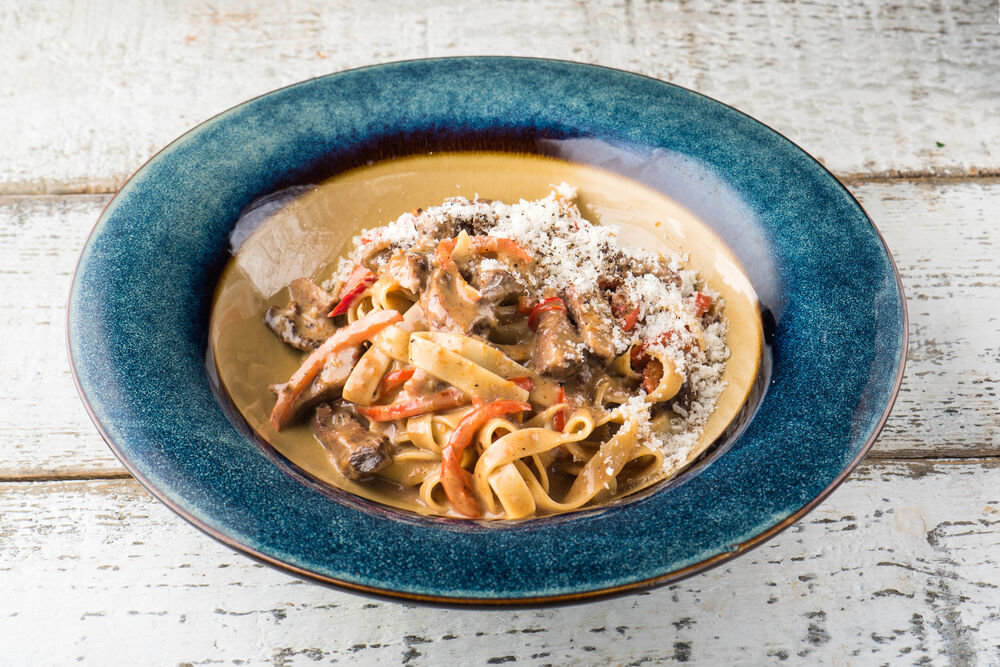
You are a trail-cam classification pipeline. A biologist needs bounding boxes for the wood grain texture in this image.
[0,195,116,476]
[2,0,997,195]
[2,460,999,665]
[860,179,1000,459]
[1,179,998,477]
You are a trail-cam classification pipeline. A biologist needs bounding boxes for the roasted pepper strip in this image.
[527,297,566,331]
[642,359,664,394]
[468,236,534,264]
[269,309,402,431]
[329,264,377,316]
[440,400,533,518]
[376,368,416,400]
[553,385,567,432]
[621,303,641,332]
[693,292,713,318]
[508,376,535,392]
[357,387,470,422]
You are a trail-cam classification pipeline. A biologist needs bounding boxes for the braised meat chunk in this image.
[313,402,392,480]
[474,259,524,305]
[530,295,584,379]
[413,204,496,240]
[357,237,395,273]
[264,278,338,351]
[419,267,490,333]
[564,286,617,363]
[386,250,429,294]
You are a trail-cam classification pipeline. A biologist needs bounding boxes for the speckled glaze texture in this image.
[68,58,906,603]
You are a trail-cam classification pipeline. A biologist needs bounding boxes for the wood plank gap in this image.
[0,190,118,203]
[865,451,1000,462]
[840,172,1000,184]
[0,186,121,197]
[0,471,134,483]
[1,173,999,199]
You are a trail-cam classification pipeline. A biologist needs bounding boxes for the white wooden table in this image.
[3,2,998,664]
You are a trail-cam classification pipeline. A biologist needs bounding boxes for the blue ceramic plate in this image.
[69,57,906,604]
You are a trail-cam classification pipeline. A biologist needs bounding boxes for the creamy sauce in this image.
[209,152,763,516]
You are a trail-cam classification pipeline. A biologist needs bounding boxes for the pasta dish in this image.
[262,185,729,519]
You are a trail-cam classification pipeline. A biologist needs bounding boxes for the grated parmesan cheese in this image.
[338,185,730,471]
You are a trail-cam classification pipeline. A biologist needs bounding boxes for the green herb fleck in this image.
[935,141,945,148]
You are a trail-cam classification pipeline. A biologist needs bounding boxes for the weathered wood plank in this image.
[0,180,997,475]
[0,195,116,475]
[2,460,999,665]
[1,0,997,194]
[862,179,1000,459]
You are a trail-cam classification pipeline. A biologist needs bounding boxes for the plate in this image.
[69,57,907,604]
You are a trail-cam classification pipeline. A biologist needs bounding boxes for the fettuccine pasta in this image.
[260,186,730,519]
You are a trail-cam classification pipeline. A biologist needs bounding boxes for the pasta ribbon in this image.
[412,332,561,405]
[372,301,426,361]
[342,346,392,406]
[562,417,640,507]
[408,335,529,403]
[644,352,683,403]
[379,447,441,487]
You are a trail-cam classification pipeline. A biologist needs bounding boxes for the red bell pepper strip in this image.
[642,359,664,394]
[621,303,641,332]
[440,399,533,518]
[508,376,535,392]
[269,309,402,431]
[693,292,713,318]
[433,237,459,268]
[329,265,377,317]
[437,235,533,265]
[527,297,567,331]
[630,330,680,371]
[553,385,567,432]
[468,236,534,264]
[376,368,415,400]
[630,343,648,371]
[357,388,470,422]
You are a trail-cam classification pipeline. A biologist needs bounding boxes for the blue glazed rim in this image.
[68,57,907,604]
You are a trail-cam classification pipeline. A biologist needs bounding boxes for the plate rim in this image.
[66,55,908,605]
